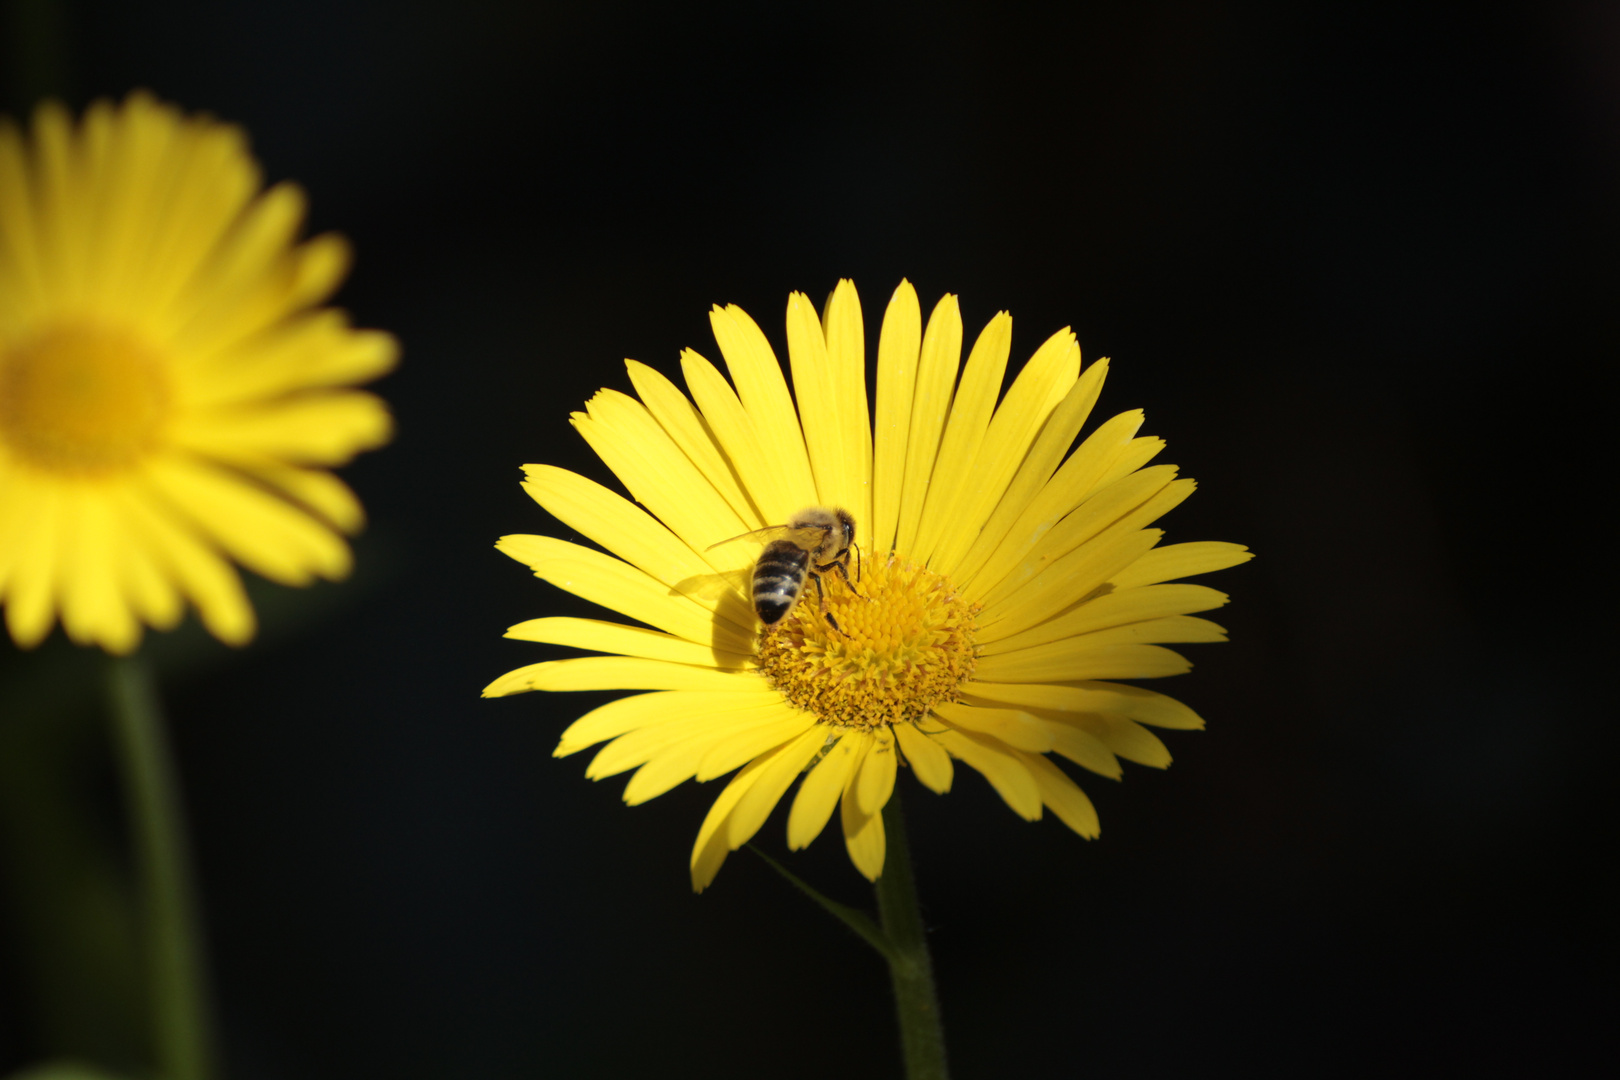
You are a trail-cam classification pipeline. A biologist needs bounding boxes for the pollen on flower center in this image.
[0,320,171,475]
[756,552,980,730]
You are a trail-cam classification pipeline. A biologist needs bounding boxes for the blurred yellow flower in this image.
[487,280,1249,890]
[0,93,397,653]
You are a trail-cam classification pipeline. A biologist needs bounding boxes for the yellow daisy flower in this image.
[0,93,397,653]
[487,280,1250,891]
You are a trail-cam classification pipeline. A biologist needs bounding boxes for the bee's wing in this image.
[705,523,792,551]
[781,524,834,549]
[705,523,832,552]
[670,565,752,603]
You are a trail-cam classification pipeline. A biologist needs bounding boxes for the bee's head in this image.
[833,508,855,554]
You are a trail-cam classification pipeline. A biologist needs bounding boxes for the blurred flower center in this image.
[757,552,980,730]
[0,321,170,475]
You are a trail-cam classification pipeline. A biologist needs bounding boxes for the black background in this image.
[2,2,1614,1077]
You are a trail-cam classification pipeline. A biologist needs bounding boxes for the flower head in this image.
[487,280,1249,890]
[0,94,397,653]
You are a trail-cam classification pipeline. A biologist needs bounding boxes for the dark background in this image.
[2,2,1614,1076]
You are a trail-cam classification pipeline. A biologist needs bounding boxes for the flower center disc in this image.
[757,552,980,730]
[0,321,171,475]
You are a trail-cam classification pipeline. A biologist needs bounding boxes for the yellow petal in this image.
[853,730,898,817]
[572,389,749,553]
[623,746,712,805]
[785,292,839,500]
[79,98,160,307]
[706,306,818,519]
[952,356,1108,589]
[238,464,364,533]
[681,347,805,526]
[1047,721,1122,779]
[167,180,310,358]
[979,583,1229,656]
[1107,541,1255,589]
[974,641,1190,684]
[928,728,1042,820]
[870,281,921,555]
[726,725,829,848]
[554,689,784,756]
[3,471,65,648]
[622,709,810,805]
[893,293,961,553]
[482,657,766,696]
[789,284,871,538]
[910,310,1011,567]
[933,702,1054,752]
[130,107,260,333]
[181,315,397,404]
[840,774,887,881]
[625,359,762,529]
[31,100,88,304]
[826,281,876,543]
[504,616,754,669]
[116,482,254,645]
[980,470,1195,629]
[1020,752,1100,838]
[1081,715,1173,768]
[115,507,183,632]
[518,464,752,631]
[975,464,1181,612]
[1093,435,1168,492]
[57,487,139,653]
[979,527,1165,641]
[787,731,864,850]
[169,390,392,464]
[944,690,1127,777]
[928,327,1080,577]
[691,755,772,892]
[0,458,31,594]
[590,707,765,780]
[284,231,351,309]
[588,701,801,780]
[495,533,747,647]
[893,721,953,794]
[144,456,350,586]
[697,711,819,781]
[962,408,1147,598]
[1062,615,1228,647]
[963,679,1205,731]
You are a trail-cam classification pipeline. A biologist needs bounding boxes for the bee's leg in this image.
[823,553,866,599]
[811,571,843,634]
[848,553,871,601]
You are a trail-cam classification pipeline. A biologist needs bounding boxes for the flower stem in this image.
[106,655,214,1080]
[875,791,949,1080]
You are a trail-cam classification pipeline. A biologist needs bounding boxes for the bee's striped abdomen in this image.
[753,540,809,626]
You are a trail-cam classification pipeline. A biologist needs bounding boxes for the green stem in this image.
[106,655,214,1080]
[876,791,949,1080]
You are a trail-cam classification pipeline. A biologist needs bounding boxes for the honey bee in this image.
[709,507,859,632]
